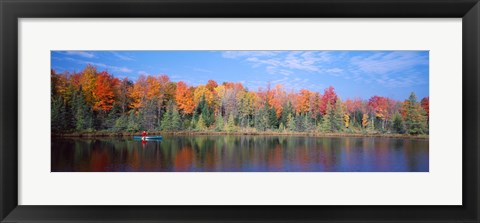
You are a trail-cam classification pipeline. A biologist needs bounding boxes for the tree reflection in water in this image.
[51,136,429,172]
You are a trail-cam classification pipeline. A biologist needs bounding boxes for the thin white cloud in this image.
[224,51,428,89]
[230,51,333,74]
[346,51,428,88]
[266,66,293,76]
[111,52,135,61]
[326,68,343,73]
[350,51,428,75]
[91,62,132,73]
[222,51,281,59]
[65,57,132,73]
[272,77,289,84]
[137,70,150,76]
[62,51,95,58]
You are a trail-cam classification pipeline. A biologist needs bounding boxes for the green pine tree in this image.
[160,109,172,131]
[321,104,333,132]
[201,103,213,127]
[113,114,128,132]
[196,115,206,130]
[171,107,181,131]
[268,106,279,129]
[104,105,120,130]
[279,122,286,132]
[303,114,313,132]
[127,112,140,132]
[255,107,268,131]
[391,112,405,134]
[404,92,427,135]
[51,96,67,133]
[287,113,296,132]
[215,114,224,131]
[226,113,236,133]
[333,99,344,132]
[72,89,94,131]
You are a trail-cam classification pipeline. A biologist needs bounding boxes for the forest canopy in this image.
[51,65,429,135]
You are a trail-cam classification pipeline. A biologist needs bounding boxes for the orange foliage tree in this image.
[93,71,119,111]
[297,89,313,114]
[175,81,195,114]
[128,75,147,110]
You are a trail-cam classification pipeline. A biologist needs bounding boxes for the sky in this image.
[51,50,429,101]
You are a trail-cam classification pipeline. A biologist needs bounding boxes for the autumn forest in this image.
[51,64,429,136]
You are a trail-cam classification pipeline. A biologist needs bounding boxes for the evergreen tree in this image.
[226,113,236,132]
[190,112,199,130]
[255,106,268,131]
[160,109,172,131]
[280,102,293,127]
[333,99,344,132]
[113,114,128,132]
[215,114,224,131]
[295,115,305,132]
[302,114,314,132]
[104,105,120,130]
[404,92,427,135]
[320,103,333,132]
[201,102,214,127]
[268,106,279,129]
[171,107,181,131]
[126,112,140,132]
[391,112,405,134]
[182,116,192,130]
[72,89,94,131]
[51,96,67,133]
[196,115,206,130]
[279,122,286,132]
[353,111,363,128]
[287,113,296,132]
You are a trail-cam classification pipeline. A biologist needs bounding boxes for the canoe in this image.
[133,136,163,141]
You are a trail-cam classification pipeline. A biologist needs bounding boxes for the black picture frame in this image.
[1,0,479,222]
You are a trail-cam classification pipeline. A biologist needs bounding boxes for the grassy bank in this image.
[53,130,428,139]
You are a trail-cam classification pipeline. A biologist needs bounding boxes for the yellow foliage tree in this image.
[193,85,214,107]
[79,64,97,105]
[128,75,147,109]
[362,113,369,128]
[344,113,350,128]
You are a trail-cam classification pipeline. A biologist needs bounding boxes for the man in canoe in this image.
[141,130,148,141]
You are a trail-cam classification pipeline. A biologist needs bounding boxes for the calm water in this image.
[51,135,429,172]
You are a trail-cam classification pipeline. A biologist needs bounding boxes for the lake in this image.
[51,135,429,172]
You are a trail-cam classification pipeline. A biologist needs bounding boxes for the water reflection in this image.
[51,136,429,172]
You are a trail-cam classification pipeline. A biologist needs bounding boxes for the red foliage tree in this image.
[421,96,429,117]
[320,86,337,115]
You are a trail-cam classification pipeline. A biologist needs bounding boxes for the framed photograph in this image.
[1,0,479,222]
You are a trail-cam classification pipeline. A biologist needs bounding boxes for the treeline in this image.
[51,65,429,135]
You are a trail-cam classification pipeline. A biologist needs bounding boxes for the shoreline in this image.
[53,131,429,139]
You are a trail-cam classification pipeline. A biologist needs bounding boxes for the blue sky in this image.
[51,50,429,101]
